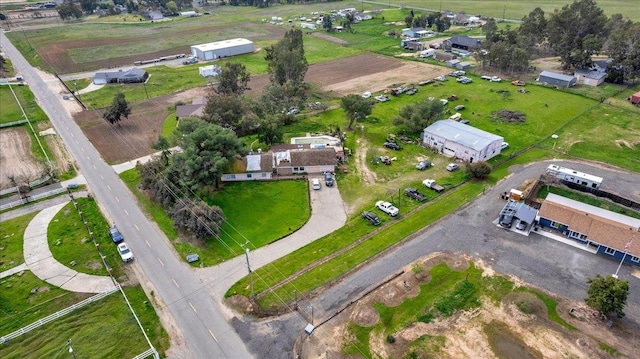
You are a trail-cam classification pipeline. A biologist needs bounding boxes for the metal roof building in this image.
[422,119,503,162]
[537,70,576,88]
[190,38,254,61]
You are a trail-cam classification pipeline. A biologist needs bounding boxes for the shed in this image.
[300,22,316,30]
[199,65,221,77]
[537,71,576,88]
[444,36,481,51]
[575,68,606,87]
[456,61,471,70]
[190,38,254,61]
[630,91,640,105]
[445,59,461,68]
[434,51,457,62]
[93,68,148,85]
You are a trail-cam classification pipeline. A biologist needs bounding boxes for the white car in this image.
[362,91,371,98]
[375,95,390,102]
[440,99,448,105]
[376,201,399,217]
[312,178,321,190]
[491,76,502,82]
[501,142,509,150]
[117,242,134,262]
[446,163,459,172]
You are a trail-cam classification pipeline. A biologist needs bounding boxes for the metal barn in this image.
[190,38,254,61]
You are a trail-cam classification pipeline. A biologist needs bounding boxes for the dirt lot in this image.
[0,128,45,189]
[77,54,449,164]
[299,252,639,359]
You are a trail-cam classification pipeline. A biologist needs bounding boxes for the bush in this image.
[386,335,396,343]
[516,300,534,314]
[466,161,492,179]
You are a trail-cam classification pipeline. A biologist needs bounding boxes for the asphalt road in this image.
[243,160,640,359]
[1,31,251,359]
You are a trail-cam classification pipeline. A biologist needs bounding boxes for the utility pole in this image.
[67,340,77,359]
[613,234,635,279]
[242,243,254,298]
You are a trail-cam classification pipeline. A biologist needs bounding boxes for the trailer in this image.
[545,164,603,189]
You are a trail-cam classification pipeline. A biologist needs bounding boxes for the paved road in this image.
[242,160,640,359]
[1,31,251,359]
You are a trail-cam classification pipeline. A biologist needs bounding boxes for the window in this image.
[631,256,639,263]
[604,247,615,255]
[246,174,252,178]
[551,221,562,229]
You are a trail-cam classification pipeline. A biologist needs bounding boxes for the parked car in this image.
[109,225,123,243]
[454,105,466,111]
[499,213,514,228]
[404,188,427,202]
[312,178,321,190]
[516,220,527,231]
[405,88,418,95]
[501,142,509,150]
[383,142,401,150]
[286,108,300,115]
[376,201,399,216]
[324,172,334,187]
[511,80,526,86]
[361,211,381,226]
[456,76,472,84]
[375,95,390,102]
[439,99,448,105]
[491,76,502,82]
[434,75,447,82]
[416,160,432,170]
[117,242,134,262]
[362,91,371,98]
[481,75,492,81]
[446,163,459,172]
[449,70,465,77]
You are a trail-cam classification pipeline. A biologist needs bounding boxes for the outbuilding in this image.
[444,36,482,51]
[198,65,222,78]
[190,38,254,61]
[92,68,148,85]
[537,71,576,88]
[422,119,504,163]
[538,193,640,267]
[629,91,640,105]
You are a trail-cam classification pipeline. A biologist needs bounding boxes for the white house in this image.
[198,65,221,78]
[190,38,254,61]
[422,119,504,162]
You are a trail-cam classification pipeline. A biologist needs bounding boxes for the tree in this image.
[57,0,83,20]
[322,14,332,32]
[79,0,97,12]
[466,161,492,179]
[605,22,640,81]
[170,119,245,191]
[340,94,372,129]
[203,93,257,136]
[265,29,308,86]
[166,1,178,14]
[404,15,414,28]
[216,62,250,96]
[0,54,7,76]
[151,135,172,165]
[103,92,131,125]
[393,99,444,133]
[169,198,224,240]
[518,7,547,51]
[585,274,629,318]
[256,116,284,145]
[546,0,608,69]
[258,81,305,116]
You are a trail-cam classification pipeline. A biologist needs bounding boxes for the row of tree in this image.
[479,0,640,81]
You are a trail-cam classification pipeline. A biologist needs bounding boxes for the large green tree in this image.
[585,274,629,318]
[518,7,547,51]
[169,198,224,241]
[216,62,250,96]
[341,94,372,129]
[170,119,245,191]
[265,28,308,86]
[605,21,640,81]
[203,93,256,136]
[393,99,444,133]
[103,92,131,125]
[57,0,83,20]
[546,0,608,69]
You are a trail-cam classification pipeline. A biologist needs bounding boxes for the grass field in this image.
[0,212,38,272]
[0,86,49,125]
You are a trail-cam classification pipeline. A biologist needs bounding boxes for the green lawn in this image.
[0,212,38,272]
[0,281,169,358]
[0,86,49,125]
[48,197,125,277]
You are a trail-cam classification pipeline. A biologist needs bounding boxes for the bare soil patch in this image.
[494,109,527,123]
[304,252,640,359]
[0,128,45,190]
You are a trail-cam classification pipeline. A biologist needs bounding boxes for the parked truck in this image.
[182,56,198,65]
[422,179,444,192]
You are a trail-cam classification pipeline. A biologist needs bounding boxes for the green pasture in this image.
[48,197,127,277]
[0,281,169,358]
[381,0,640,22]
[0,212,38,272]
[0,86,48,125]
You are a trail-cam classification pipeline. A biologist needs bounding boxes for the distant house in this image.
[537,71,577,88]
[221,152,273,182]
[300,22,316,30]
[630,91,640,105]
[273,148,337,176]
[538,193,640,267]
[92,68,148,85]
[402,27,430,38]
[434,51,457,62]
[176,96,205,119]
[443,36,482,51]
[422,119,503,162]
[445,59,461,68]
[575,60,610,87]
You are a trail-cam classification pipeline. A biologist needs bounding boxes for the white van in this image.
[312,179,321,190]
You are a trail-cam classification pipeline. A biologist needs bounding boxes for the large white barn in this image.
[190,38,254,61]
[422,119,503,163]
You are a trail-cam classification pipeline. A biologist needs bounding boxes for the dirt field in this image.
[78,54,449,164]
[299,252,640,359]
[0,128,45,189]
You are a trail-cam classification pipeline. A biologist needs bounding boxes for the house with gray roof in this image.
[574,60,610,87]
[537,70,576,88]
[221,152,273,182]
[93,68,148,85]
[538,193,640,267]
[176,96,206,119]
[444,36,482,51]
[422,119,503,162]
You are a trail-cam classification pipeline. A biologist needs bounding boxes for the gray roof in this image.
[93,68,147,82]
[449,36,481,48]
[424,119,503,151]
[575,68,607,80]
[176,104,204,118]
[539,70,575,82]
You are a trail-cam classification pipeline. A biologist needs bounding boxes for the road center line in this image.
[172,278,179,288]
[208,329,218,342]
[100,174,103,179]
[93,164,96,169]
[107,185,111,190]
[124,209,129,215]
[145,240,151,247]
[135,224,139,230]
[189,301,197,313]
[115,196,119,203]
[157,257,164,266]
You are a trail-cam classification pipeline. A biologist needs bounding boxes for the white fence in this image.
[0,285,120,344]
[0,187,66,211]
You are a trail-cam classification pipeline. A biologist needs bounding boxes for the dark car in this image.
[404,188,427,202]
[499,214,514,228]
[416,160,432,170]
[324,172,334,187]
[383,142,401,150]
[361,211,381,226]
[109,225,124,243]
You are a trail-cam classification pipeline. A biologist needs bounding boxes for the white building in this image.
[190,38,254,61]
[198,65,222,78]
[422,119,503,162]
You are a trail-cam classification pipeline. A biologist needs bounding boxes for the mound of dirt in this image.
[494,109,526,123]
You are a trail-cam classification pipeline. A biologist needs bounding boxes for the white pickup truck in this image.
[422,179,444,192]
[375,201,399,217]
